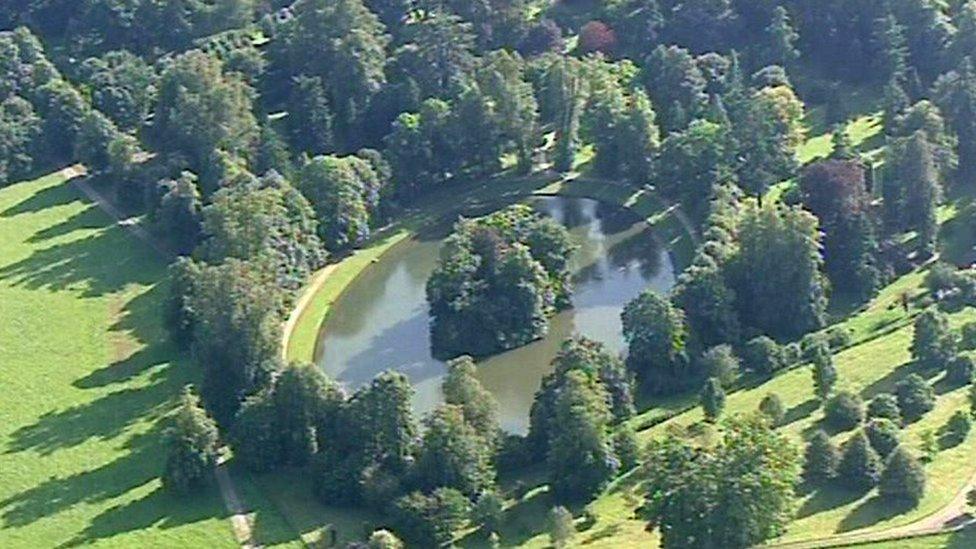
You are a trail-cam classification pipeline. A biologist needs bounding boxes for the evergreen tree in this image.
[804,429,839,482]
[879,446,926,505]
[763,6,799,67]
[838,431,882,490]
[868,393,903,424]
[865,418,901,457]
[546,371,619,503]
[897,374,936,423]
[911,309,956,370]
[759,393,786,426]
[163,388,220,494]
[700,377,726,422]
[872,14,908,83]
[813,353,838,401]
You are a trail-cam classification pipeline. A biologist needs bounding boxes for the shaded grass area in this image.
[866,527,976,548]
[0,172,244,547]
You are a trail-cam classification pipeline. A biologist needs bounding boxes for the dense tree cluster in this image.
[426,205,575,359]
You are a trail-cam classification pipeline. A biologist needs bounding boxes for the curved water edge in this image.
[314,195,678,433]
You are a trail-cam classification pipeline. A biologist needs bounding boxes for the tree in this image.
[868,393,903,424]
[727,201,828,340]
[879,446,926,505]
[472,491,504,535]
[911,309,956,370]
[838,431,882,490]
[656,119,731,218]
[762,6,799,67]
[366,529,404,549]
[643,45,707,132]
[390,488,470,548]
[742,336,785,377]
[546,371,618,503]
[729,85,804,198]
[812,353,838,401]
[287,75,334,155]
[759,393,786,426]
[297,155,381,249]
[163,388,220,494]
[475,51,539,173]
[544,57,587,172]
[698,344,740,387]
[825,391,865,431]
[865,418,901,458]
[415,405,495,498]
[274,0,389,142]
[155,172,203,255]
[872,13,908,83]
[700,377,726,422]
[179,259,282,425]
[643,416,801,548]
[442,356,499,438]
[79,49,156,131]
[154,51,257,180]
[548,506,575,549]
[803,429,839,482]
[948,354,976,385]
[621,290,691,394]
[883,132,941,256]
[614,425,640,471]
[401,9,475,95]
[943,410,972,446]
[578,20,616,54]
[897,374,936,422]
[0,95,41,184]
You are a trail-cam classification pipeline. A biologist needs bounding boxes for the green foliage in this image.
[442,356,500,438]
[622,290,691,393]
[879,446,926,506]
[896,374,936,423]
[838,431,882,490]
[528,337,634,460]
[657,119,731,217]
[414,405,496,499]
[911,309,957,370]
[472,491,504,535]
[0,95,41,184]
[643,416,801,548]
[154,171,203,255]
[698,344,740,387]
[163,388,219,494]
[742,336,785,377]
[943,410,972,446]
[759,393,786,426]
[825,391,865,431]
[390,488,470,548]
[948,354,976,386]
[728,200,828,340]
[427,205,574,359]
[882,132,941,256]
[867,393,903,425]
[812,353,838,401]
[700,377,726,422]
[79,49,156,131]
[366,529,404,549]
[297,154,383,249]
[546,371,619,503]
[613,425,641,471]
[803,430,839,483]
[548,506,575,549]
[865,418,901,458]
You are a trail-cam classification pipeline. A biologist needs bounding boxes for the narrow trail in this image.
[63,165,173,258]
[214,457,259,549]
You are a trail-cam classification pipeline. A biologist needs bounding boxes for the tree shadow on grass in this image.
[26,204,108,244]
[859,359,925,400]
[0,221,163,298]
[836,495,914,533]
[0,175,84,218]
[782,398,821,428]
[796,486,865,519]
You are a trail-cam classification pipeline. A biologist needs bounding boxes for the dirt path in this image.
[769,472,976,548]
[63,165,173,258]
[214,456,259,549]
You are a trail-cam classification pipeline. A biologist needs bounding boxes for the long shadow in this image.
[859,359,925,400]
[796,486,864,519]
[782,398,821,428]
[0,221,163,298]
[836,495,914,533]
[26,205,108,244]
[0,177,83,218]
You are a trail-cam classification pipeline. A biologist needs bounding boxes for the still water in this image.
[315,196,677,433]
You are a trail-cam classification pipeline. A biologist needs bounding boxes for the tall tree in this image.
[163,388,220,494]
[621,290,691,394]
[414,405,496,498]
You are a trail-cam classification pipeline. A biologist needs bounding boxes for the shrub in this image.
[390,489,470,548]
[867,393,902,424]
[366,529,404,549]
[896,374,935,422]
[838,431,882,490]
[472,491,504,535]
[826,327,853,350]
[948,354,976,385]
[742,336,785,376]
[698,344,740,387]
[961,322,976,350]
[613,426,640,471]
[879,447,926,505]
[803,430,839,482]
[700,377,726,422]
[548,506,575,549]
[911,309,957,370]
[812,353,838,401]
[824,391,865,431]
[942,410,972,446]
[865,418,900,457]
[801,332,831,362]
[759,393,786,426]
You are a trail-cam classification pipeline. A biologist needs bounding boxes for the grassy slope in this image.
[867,528,976,548]
[0,172,240,547]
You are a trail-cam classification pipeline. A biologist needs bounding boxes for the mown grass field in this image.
[868,528,976,548]
[0,171,240,547]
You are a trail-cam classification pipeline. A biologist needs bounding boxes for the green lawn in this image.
[0,172,243,547]
[867,528,976,548]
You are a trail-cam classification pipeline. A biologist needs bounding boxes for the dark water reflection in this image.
[315,196,677,433]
